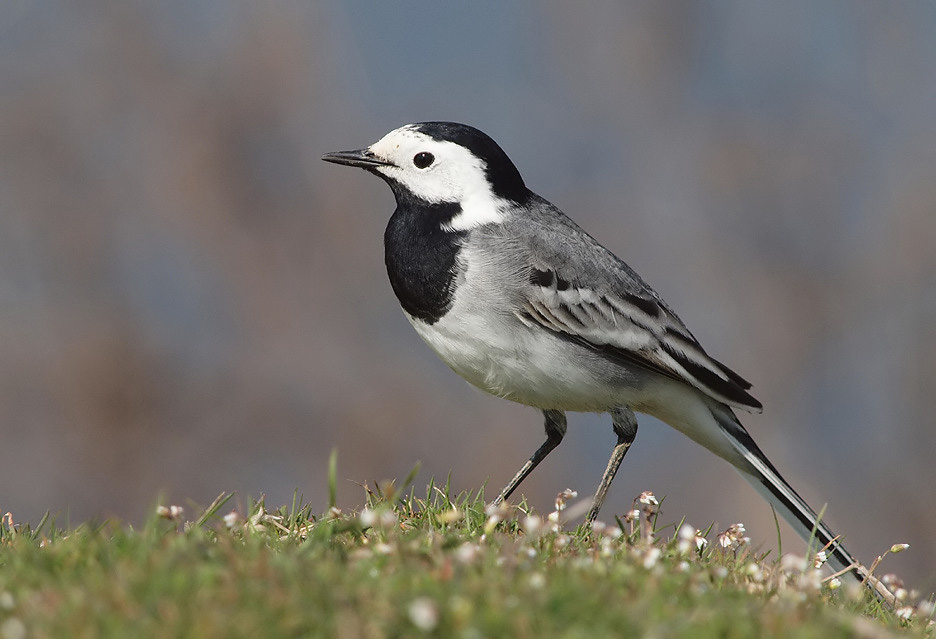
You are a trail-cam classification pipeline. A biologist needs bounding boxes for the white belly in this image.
[406,307,640,412]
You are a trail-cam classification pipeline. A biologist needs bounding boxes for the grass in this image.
[0,464,932,638]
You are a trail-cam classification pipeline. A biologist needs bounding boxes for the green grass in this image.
[0,470,932,638]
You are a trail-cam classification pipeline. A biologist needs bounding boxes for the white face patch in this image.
[368,125,506,230]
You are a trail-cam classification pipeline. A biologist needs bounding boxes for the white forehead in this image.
[369,125,462,163]
[367,126,505,230]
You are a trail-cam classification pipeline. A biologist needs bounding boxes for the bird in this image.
[322,121,891,599]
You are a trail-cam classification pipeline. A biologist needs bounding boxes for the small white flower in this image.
[454,543,479,565]
[895,606,914,621]
[637,491,659,508]
[642,547,662,569]
[408,597,439,631]
[359,508,378,528]
[554,488,578,513]
[528,573,546,590]
[746,563,764,582]
[828,577,842,590]
[813,551,827,568]
[717,523,747,550]
[676,523,695,554]
[599,537,615,557]
[797,569,823,593]
[882,574,906,596]
[521,515,543,536]
[378,509,398,529]
[1,618,26,639]
[780,554,808,573]
[223,510,242,529]
[156,505,183,520]
[604,525,625,539]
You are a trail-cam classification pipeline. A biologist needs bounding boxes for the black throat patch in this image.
[383,199,466,325]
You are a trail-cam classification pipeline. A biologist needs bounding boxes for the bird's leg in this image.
[585,407,639,525]
[493,409,567,507]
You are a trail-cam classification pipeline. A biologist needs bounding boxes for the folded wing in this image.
[517,265,762,412]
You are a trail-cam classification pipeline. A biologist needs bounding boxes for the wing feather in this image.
[520,266,762,412]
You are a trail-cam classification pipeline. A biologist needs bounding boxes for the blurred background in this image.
[1,1,934,588]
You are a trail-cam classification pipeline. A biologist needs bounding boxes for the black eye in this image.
[413,152,434,169]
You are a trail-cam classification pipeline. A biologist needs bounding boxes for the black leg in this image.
[585,407,638,525]
[493,409,567,506]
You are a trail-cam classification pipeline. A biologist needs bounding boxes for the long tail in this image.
[707,404,895,604]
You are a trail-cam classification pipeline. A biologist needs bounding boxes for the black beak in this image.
[321,148,395,169]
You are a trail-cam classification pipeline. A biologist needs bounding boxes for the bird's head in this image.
[323,122,529,230]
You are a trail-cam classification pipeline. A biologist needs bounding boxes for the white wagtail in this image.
[323,121,890,597]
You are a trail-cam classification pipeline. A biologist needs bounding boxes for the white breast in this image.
[404,254,644,413]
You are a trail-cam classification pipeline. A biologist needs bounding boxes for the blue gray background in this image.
[1,2,934,588]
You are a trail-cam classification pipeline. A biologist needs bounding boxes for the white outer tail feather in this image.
[712,408,896,603]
